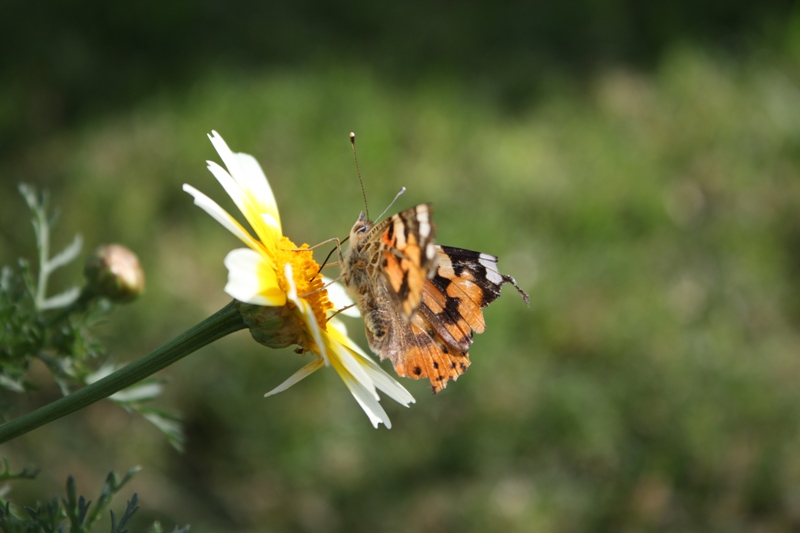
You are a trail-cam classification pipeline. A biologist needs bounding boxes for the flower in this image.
[183,131,414,428]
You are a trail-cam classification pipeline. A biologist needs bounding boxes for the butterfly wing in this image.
[388,245,529,393]
[370,203,437,319]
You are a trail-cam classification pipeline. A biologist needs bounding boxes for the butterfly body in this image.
[341,204,529,393]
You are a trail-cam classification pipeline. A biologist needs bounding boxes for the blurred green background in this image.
[4,1,800,531]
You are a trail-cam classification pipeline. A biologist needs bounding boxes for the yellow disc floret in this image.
[274,236,333,331]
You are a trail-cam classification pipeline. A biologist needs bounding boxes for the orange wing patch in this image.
[399,246,528,392]
[434,251,487,334]
[382,249,427,319]
[391,320,471,394]
[373,204,436,319]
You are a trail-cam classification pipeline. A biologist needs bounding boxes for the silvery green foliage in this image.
[0,185,182,449]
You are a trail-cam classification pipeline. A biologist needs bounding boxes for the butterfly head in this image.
[349,211,373,247]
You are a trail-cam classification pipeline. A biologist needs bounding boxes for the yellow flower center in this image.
[274,235,334,330]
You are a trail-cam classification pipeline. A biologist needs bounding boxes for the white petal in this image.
[205,160,250,219]
[357,355,416,407]
[208,131,281,232]
[324,278,360,317]
[327,325,415,406]
[264,357,325,397]
[224,248,285,306]
[208,131,246,191]
[338,375,392,429]
[261,213,281,231]
[328,344,379,400]
[205,160,280,249]
[236,152,280,227]
[183,184,260,250]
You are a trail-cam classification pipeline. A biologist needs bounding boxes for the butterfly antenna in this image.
[350,132,369,221]
[375,187,406,222]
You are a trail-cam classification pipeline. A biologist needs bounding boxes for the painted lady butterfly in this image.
[341,203,529,393]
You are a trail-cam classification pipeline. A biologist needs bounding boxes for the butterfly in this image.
[340,203,529,393]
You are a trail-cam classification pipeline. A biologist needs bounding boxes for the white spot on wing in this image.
[393,217,407,247]
[426,243,436,260]
[479,255,504,285]
[417,210,431,238]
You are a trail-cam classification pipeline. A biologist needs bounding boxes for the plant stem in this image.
[0,301,246,444]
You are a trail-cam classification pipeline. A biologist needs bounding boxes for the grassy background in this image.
[3,2,800,532]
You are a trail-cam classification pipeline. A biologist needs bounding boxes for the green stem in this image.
[0,301,246,444]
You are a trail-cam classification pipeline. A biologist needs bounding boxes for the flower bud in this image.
[237,302,311,351]
[84,244,145,302]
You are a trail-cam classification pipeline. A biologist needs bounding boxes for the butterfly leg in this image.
[326,303,357,321]
[298,276,344,299]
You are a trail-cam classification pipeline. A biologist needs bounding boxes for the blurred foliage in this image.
[3,1,800,532]
[0,464,187,533]
[1,0,797,154]
[0,185,182,448]
[0,458,39,483]
[1,184,97,397]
